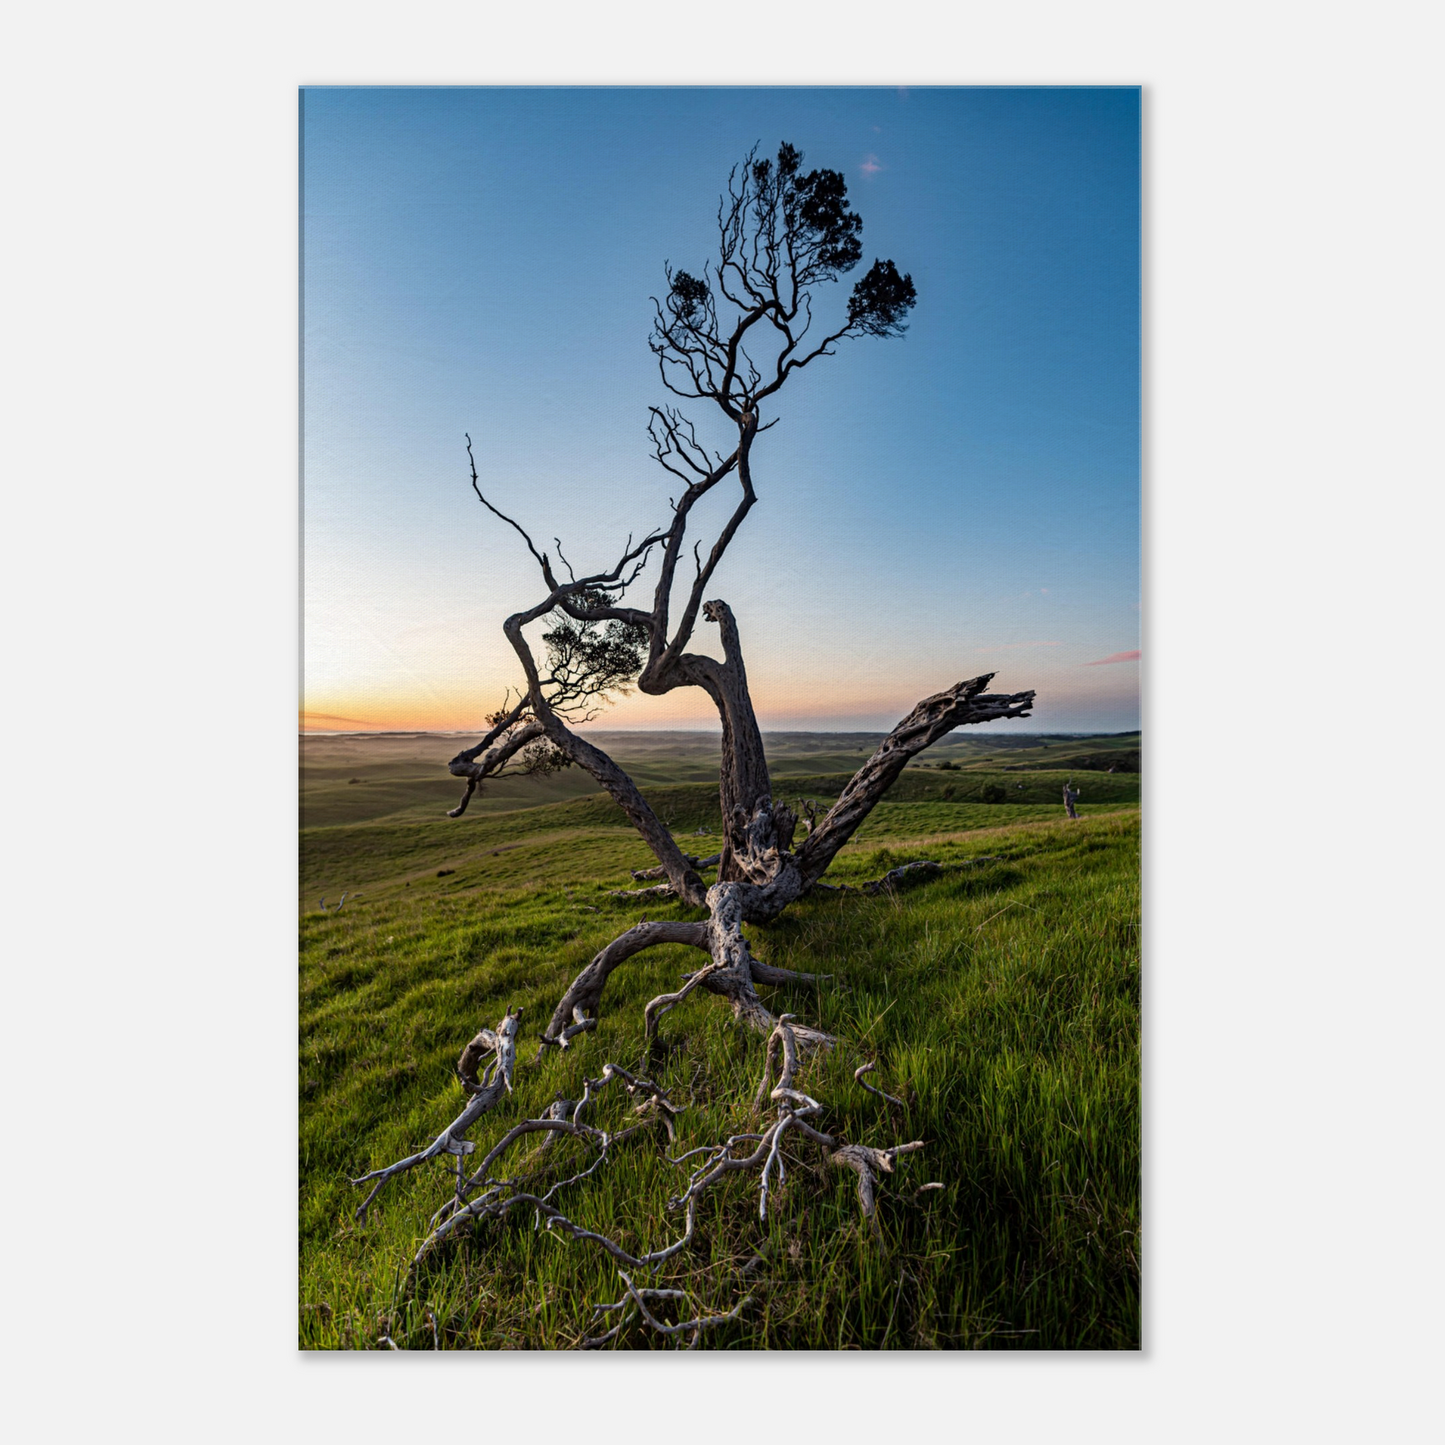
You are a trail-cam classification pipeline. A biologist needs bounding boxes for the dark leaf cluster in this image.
[667,270,712,327]
[542,586,650,717]
[846,259,917,338]
[515,739,574,777]
[650,141,918,419]
[782,163,863,278]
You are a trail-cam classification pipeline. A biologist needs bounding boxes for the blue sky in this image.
[302,87,1139,732]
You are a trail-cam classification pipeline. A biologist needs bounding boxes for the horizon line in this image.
[300,726,1143,739]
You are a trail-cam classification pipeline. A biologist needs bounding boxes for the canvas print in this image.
[300,87,1140,1350]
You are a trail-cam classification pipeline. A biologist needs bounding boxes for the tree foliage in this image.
[651,142,917,421]
[540,588,649,718]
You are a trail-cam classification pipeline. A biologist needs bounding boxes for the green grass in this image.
[300,769,1136,903]
[300,784,1140,1350]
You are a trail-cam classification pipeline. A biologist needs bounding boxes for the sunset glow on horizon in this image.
[300,649,1141,735]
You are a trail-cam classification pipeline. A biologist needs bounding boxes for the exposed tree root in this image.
[731,959,827,987]
[581,1275,752,1350]
[537,919,711,1058]
[351,1009,922,1348]
[644,959,728,1040]
[550,1006,597,1050]
[830,1142,926,1235]
[853,1061,906,1111]
[350,1008,522,1222]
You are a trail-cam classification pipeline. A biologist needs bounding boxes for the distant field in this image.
[301,729,1140,830]
[299,731,1140,1349]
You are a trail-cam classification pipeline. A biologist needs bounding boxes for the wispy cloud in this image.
[859,153,883,178]
[301,710,381,726]
[1083,650,1141,666]
[977,640,1062,652]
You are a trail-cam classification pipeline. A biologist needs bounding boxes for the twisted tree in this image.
[354,143,1035,1343]
[447,142,1033,1042]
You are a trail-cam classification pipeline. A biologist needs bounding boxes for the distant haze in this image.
[302,88,1139,737]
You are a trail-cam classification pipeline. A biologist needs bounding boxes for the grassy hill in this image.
[299,736,1140,1350]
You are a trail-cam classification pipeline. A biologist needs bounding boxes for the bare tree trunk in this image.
[536,671,1034,1047]
[639,599,777,884]
[630,417,775,883]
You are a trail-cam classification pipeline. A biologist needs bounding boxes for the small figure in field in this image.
[1063,779,1081,820]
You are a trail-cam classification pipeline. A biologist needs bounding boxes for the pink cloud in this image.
[1084,650,1141,666]
[859,153,883,178]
